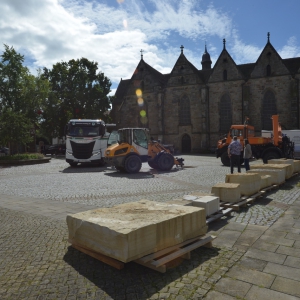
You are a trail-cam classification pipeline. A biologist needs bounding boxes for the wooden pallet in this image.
[70,234,216,273]
[220,191,263,211]
[134,234,216,273]
[206,208,233,224]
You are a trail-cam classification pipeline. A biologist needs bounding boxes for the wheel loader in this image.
[104,128,184,173]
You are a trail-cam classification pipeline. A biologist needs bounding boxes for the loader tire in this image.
[158,153,174,171]
[148,161,159,169]
[221,151,230,166]
[263,151,280,164]
[124,155,142,173]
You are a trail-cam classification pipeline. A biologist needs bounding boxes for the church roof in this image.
[114,79,130,104]
[283,57,300,74]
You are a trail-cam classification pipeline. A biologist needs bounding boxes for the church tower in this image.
[201,44,212,70]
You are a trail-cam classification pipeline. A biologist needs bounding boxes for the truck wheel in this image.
[148,161,159,169]
[158,153,174,171]
[124,155,142,173]
[98,158,106,167]
[69,162,78,167]
[221,152,230,166]
[263,151,280,163]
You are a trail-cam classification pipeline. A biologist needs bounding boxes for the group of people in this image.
[227,136,252,174]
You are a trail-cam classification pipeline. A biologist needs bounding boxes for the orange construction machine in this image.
[216,115,294,166]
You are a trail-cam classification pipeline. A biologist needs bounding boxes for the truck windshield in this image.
[67,126,99,137]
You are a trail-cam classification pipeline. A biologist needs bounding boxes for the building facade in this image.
[111,34,300,153]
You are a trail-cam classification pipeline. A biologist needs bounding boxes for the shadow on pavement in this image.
[63,245,220,299]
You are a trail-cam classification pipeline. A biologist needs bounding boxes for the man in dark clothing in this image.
[227,136,243,174]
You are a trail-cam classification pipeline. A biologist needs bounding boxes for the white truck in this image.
[65,119,116,167]
[262,129,300,159]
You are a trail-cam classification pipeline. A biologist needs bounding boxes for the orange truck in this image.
[216,115,294,166]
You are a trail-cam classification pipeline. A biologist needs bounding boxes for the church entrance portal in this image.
[181,134,191,153]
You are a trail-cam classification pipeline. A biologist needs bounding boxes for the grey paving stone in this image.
[264,262,300,280]
[204,290,237,300]
[212,230,241,248]
[246,285,299,300]
[238,257,268,272]
[284,256,300,268]
[245,248,286,264]
[251,239,279,252]
[235,229,264,247]
[277,245,300,257]
[259,235,295,247]
[226,265,275,288]
[271,276,300,297]
[214,277,251,298]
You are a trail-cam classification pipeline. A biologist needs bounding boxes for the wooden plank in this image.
[69,240,124,270]
[137,235,207,264]
[134,259,167,273]
[152,236,215,268]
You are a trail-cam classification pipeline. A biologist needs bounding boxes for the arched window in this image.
[266,65,271,76]
[223,69,227,81]
[219,94,232,133]
[179,96,191,125]
[262,90,277,130]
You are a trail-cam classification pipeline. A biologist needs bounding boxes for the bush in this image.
[0,153,44,161]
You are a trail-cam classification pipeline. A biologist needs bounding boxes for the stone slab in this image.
[247,168,286,185]
[293,160,300,173]
[260,174,272,189]
[245,248,286,264]
[214,277,251,298]
[211,183,241,203]
[251,163,292,179]
[66,199,208,263]
[268,158,294,174]
[191,196,220,216]
[264,262,300,281]
[271,276,300,298]
[225,173,261,196]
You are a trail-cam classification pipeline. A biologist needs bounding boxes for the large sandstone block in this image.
[191,196,220,216]
[260,175,272,189]
[211,183,241,203]
[225,173,261,196]
[251,163,292,179]
[67,200,207,263]
[247,169,285,185]
[267,159,294,175]
[293,160,300,173]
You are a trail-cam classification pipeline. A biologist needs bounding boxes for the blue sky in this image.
[1,0,299,95]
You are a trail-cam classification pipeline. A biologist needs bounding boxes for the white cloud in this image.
[278,36,300,59]
[0,0,299,96]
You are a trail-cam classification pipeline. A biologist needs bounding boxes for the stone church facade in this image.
[111,34,300,153]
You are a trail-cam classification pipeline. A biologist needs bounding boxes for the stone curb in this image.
[0,157,51,166]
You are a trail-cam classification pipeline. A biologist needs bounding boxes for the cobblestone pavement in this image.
[0,155,300,299]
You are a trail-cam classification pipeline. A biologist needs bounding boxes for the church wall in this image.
[208,80,244,148]
[245,76,297,131]
[162,83,204,152]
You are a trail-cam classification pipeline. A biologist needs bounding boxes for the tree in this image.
[0,109,33,152]
[42,58,112,138]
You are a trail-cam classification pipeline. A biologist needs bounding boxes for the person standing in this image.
[243,139,252,171]
[227,136,243,174]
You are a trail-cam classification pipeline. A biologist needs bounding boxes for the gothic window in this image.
[262,90,277,130]
[179,96,191,125]
[223,70,227,81]
[219,94,232,133]
[266,65,271,76]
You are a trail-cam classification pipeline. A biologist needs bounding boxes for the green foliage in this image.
[0,109,33,148]
[42,58,112,137]
[0,153,44,160]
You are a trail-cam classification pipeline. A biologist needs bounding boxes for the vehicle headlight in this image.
[66,150,72,155]
[92,151,101,156]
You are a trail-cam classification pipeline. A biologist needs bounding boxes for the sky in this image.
[1,0,300,95]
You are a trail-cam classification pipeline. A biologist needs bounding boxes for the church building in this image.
[110,33,300,153]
